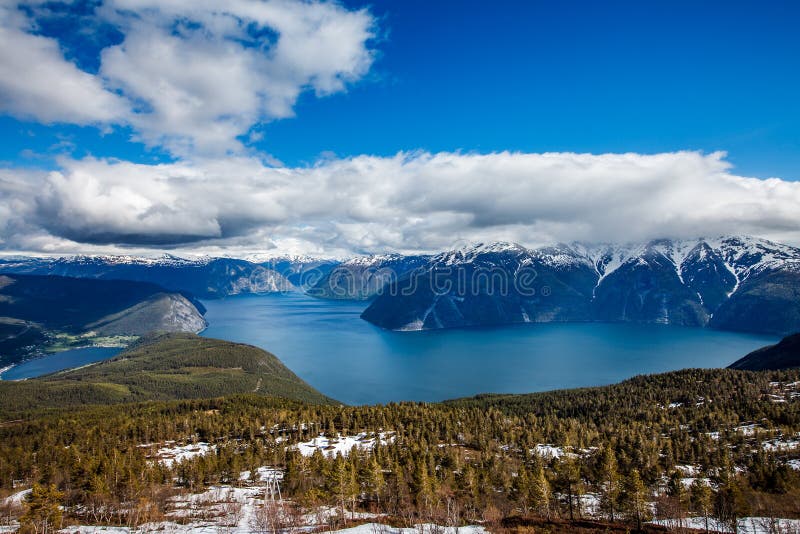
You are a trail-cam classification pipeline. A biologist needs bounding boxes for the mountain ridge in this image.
[728,332,800,371]
[362,235,800,335]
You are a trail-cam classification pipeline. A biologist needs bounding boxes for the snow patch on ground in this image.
[531,444,566,458]
[652,515,800,533]
[734,423,763,436]
[2,488,31,506]
[295,432,395,457]
[238,466,283,483]
[139,441,216,468]
[762,436,800,452]
[328,524,489,534]
[55,522,488,534]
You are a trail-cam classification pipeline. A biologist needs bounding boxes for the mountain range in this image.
[362,236,800,335]
[307,253,430,299]
[1,235,798,336]
[0,255,294,299]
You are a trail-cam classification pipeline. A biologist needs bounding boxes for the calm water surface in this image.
[200,292,779,405]
[1,347,121,381]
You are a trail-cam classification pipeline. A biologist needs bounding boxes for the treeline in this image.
[1,368,799,532]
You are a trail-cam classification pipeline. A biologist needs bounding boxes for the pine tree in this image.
[413,456,434,515]
[690,479,712,534]
[598,446,621,522]
[555,456,579,521]
[20,484,64,534]
[624,469,648,531]
[530,462,551,519]
[511,465,531,514]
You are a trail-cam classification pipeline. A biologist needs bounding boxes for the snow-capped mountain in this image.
[257,255,340,289]
[361,236,800,335]
[308,253,430,300]
[0,254,293,298]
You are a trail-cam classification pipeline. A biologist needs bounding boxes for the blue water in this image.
[1,346,122,381]
[200,292,779,405]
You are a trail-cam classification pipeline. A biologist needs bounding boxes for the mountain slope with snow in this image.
[362,236,800,335]
[308,253,430,300]
[0,255,294,298]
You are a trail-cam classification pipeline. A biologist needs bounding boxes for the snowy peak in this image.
[648,239,696,273]
[362,235,800,335]
[343,253,409,268]
[433,241,528,265]
[54,253,212,267]
[708,235,800,277]
[568,236,800,293]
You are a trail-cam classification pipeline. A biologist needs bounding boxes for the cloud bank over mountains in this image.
[2,151,800,257]
[0,1,798,257]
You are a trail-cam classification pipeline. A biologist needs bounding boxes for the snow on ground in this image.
[762,435,800,453]
[239,466,283,483]
[679,477,712,489]
[301,505,383,525]
[738,517,800,534]
[2,488,30,506]
[577,493,600,517]
[651,516,800,533]
[328,524,489,534]
[57,527,130,534]
[40,477,482,534]
[295,432,395,458]
[734,423,762,436]
[167,485,263,522]
[651,516,727,532]
[139,441,216,468]
[787,459,800,470]
[674,464,702,477]
[55,522,488,534]
[531,444,566,458]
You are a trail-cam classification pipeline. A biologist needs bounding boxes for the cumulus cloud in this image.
[0,5,128,124]
[1,0,376,155]
[1,151,799,256]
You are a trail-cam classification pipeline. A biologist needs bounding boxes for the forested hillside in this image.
[0,333,334,413]
[0,275,206,365]
[1,368,798,532]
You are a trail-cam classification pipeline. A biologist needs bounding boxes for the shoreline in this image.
[0,339,135,381]
[0,364,14,380]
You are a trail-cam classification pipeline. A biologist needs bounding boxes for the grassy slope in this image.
[0,333,336,415]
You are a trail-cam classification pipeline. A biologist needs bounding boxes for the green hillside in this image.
[0,333,335,414]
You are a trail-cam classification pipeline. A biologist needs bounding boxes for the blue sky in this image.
[0,0,799,255]
[4,0,799,179]
[270,0,800,179]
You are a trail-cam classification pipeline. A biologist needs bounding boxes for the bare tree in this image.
[251,495,290,534]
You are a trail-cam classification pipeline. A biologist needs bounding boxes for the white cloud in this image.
[1,151,799,256]
[0,6,128,124]
[1,0,376,155]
